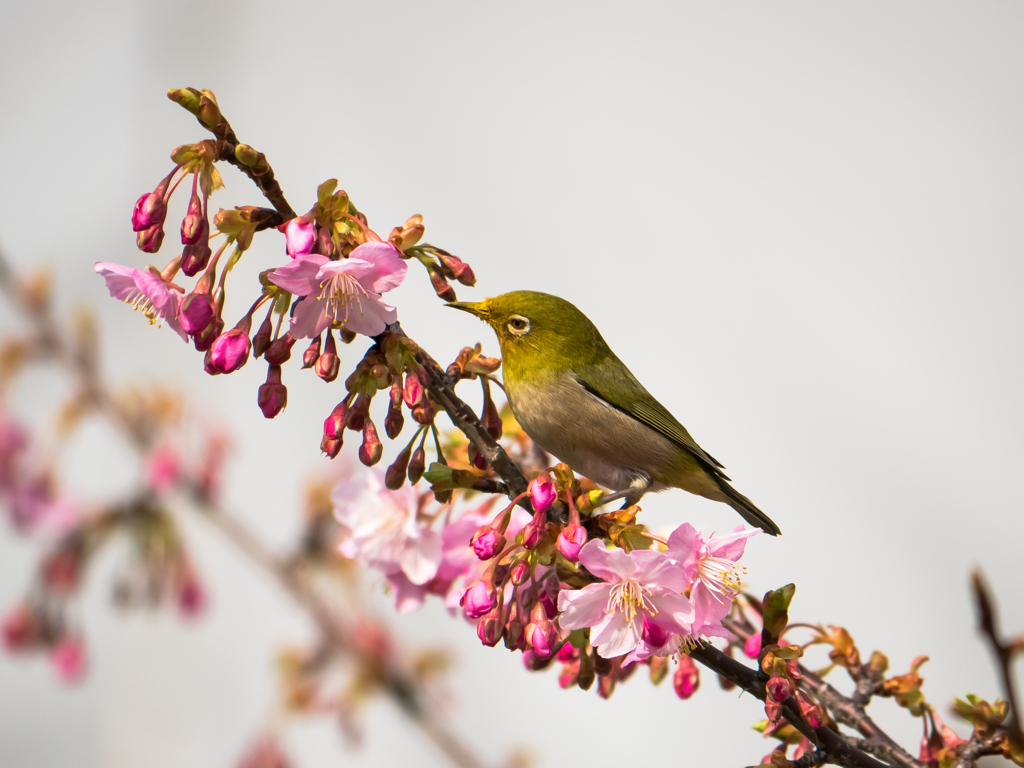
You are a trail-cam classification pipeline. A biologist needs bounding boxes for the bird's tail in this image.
[715,479,781,536]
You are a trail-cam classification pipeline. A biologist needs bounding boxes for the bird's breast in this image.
[505,371,684,492]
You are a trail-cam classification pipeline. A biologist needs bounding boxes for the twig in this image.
[972,570,1024,749]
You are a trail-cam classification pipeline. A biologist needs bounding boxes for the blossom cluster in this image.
[332,460,760,698]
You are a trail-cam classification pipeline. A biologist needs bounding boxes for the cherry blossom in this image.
[94,262,187,340]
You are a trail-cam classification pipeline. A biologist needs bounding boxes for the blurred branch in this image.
[0,248,487,768]
[972,571,1023,747]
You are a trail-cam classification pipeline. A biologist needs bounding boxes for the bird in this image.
[448,290,781,536]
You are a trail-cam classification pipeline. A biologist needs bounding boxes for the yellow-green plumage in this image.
[449,290,781,536]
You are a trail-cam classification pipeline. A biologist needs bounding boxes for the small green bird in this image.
[448,290,781,536]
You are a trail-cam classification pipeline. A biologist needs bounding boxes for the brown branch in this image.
[950,732,1006,768]
[972,570,1024,751]
[689,645,888,768]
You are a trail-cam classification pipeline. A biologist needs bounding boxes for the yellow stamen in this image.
[697,555,746,597]
[318,273,371,328]
[125,290,161,327]
[606,579,657,623]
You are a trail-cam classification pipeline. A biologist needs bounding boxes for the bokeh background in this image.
[1,2,1022,766]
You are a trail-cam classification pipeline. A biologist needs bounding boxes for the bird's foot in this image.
[594,472,651,510]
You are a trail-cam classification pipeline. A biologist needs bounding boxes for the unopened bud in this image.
[528,475,557,514]
[525,604,557,658]
[251,312,274,358]
[179,291,216,336]
[403,371,424,407]
[315,331,340,382]
[315,227,336,259]
[471,526,505,561]
[265,333,296,366]
[467,442,487,470]
[766,674,792,703]
[281,215,315,258]
[193,317,223,352]
[744,634,761,659]
[557,523,587,562]
[428,265,457,301]
[358,421,382,466]
[522,650,553,672]
[346,394,368,432]
[180,180,206,245]
[477,613,503,647]
[302,334,322,368]
[207,326,251,374]
[412,396,435,425]
[407,445,426,484]
[509,558,531,585]
[320,435,343,458]
[384,383,404,439]
[674,655,700,700]
[136,224,165,253]
[461,579,497,619]
[482,392,502,440]
[234,144,270,175]
[323,401,348,440]
[132,175,171,232]
[181,241,212,276]
[257,365,288,418]
[385,445,412,490]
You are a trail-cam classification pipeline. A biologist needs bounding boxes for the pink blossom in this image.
[557,540,694,659]
[665,523,758,639]
[333,470,441,590]
[556,523,587,562]
[8,479,78,535]
[268,242,407,338]
[94,262,187,341]
[50,637,87,683]
[145,446,181,494]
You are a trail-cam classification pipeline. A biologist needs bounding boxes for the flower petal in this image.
[348,242,408,293]
[400,529,443,586]
[631,549,689,594]
[590,611,639,659]
[708,525,759,562]
[269,253,329,296]
[557,583,612,630]
[578,539,637,582]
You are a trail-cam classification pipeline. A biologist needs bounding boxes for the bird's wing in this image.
[574,370,728,476]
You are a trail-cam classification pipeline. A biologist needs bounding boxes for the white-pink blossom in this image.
[557,540,694,659]
[268,242,407,338]
[94,262,187,340]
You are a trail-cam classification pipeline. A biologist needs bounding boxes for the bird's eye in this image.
[507,315,530,336]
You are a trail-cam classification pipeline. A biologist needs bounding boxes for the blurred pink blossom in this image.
[145,446,181,495]
[49,637,86,683]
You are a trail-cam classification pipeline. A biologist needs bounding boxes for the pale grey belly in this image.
[507,374,677,492]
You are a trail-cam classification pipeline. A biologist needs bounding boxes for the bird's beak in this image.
[446,301,490,321]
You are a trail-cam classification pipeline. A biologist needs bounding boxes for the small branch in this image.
[972,570,1024,750]
[689,645,888,768]
[950,732,1006,768]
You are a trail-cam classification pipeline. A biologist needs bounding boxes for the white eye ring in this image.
[507,315,530,336]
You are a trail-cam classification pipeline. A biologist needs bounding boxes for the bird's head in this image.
[447,291,607,375]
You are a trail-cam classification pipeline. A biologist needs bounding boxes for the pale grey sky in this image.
[1,2,1022,767]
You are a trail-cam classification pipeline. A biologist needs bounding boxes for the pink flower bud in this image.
[323,401,347,441]
[50,636,87,683]
[385,382,404,439]
[471,526,506,561]
[282,215,315,257]
[476,612,502,647]
[674,655,700,700]
[461,579,497,619]
[264,333,296,366]
[346,394,368,432]
[537,577,558,619]
[181,241,212,276]
[180,291,216,336]
[428,266,457,301]
[521,517,544,549]
[257,365,287,418]
[180,183,207,245]
[315,331,340,382]
[132,185,168,232]
[556,523,587,562]
[766,674,792,703]
[208,327,251,374]
[407,445,426,484]
[2,604,40,651]
[509,558,530,585]
[403,371,423,407]
[528,475,557,514]
[302,334,322,368]
[193,317,224,353]
[641,615,670,650]
[251,312,274,359]
[315,226,336,258]
[136,224,165,253]
[177,568,206,618]
[145,446,181,495]
[797,692,823,728]
[320,435,343,458]
[522,650,553,672]
[385,448,411,491]
[358,421,382,466]
[525,606,557,658]
[556,642,578,663]
[744,633,761,659]
[468,442,487,470]
[558,660,580,689]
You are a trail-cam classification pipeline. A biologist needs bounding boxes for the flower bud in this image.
[471,526,505,561]
[557,523,587,562]
[2,604,41,651]
[556,642,578,663]
[49,636,87,683]
[323,401,348,441]
[525,604,557,658]
[385,445,412,490]
[315,227,336,258]
[180,181,206,245]
[407,444,426,484]
[744,633,761,659]
[461,578,497,619]
[302,334,322,368]
[282,215,315,258]
[428,265,457,301]
[403,371,423,407]
[264,333,296,366]
[181,240,213,277]
[504,613,526,651]
[797,692,823,728]
[509,558,530,585]
[467,442,487,470]
[257,365,287,418]
[411,396,435,425]
[558,660,580,689]
[132,175,171,232]
[522,650,553,672]
[528,475,557,515]
[476,611,503,647]
[346,394,369,432]
[180,291,216,336]
[766,674,792,703]
[674,655,700,700]
[193,317,223,352]
[358,421,382,466]
[315,331,340,382]
[384,381,404,439]
[176,567,206,618]
[136,224,165,253]
[207,327,251,374]
[482,391,502,440]
[538,578,559,619]
[320,435,343,458]
[436,252,476,286]
[641,615,670,650]
[251,312,274,358]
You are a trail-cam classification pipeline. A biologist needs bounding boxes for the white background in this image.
[1,2,1022,767]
